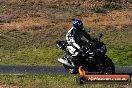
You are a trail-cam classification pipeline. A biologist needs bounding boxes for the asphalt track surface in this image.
[0,66,132,76]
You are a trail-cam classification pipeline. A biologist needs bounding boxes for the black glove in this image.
[81,46,86,50]
[79,46,88,55]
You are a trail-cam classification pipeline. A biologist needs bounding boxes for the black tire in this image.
[63,65,78,74]
[99,56,115,74]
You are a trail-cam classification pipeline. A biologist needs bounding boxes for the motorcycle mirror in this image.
[99,33,103,38]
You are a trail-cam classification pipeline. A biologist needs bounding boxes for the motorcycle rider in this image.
[58,19,92,67]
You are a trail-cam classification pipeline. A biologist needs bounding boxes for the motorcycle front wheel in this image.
[97,56,115,74]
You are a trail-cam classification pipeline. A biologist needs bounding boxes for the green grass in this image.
[0,75,131,88]
[91,6,106,13]
[0,27,132,66]
[0,47,63,66]
[90,2,121,13]
[103,2,121,10]
[45,4,59,9]
[107,46,132,66]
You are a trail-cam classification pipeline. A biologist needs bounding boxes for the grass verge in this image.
[0,27,132,66]
[0,75,131,88]
[0,47,63,66]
